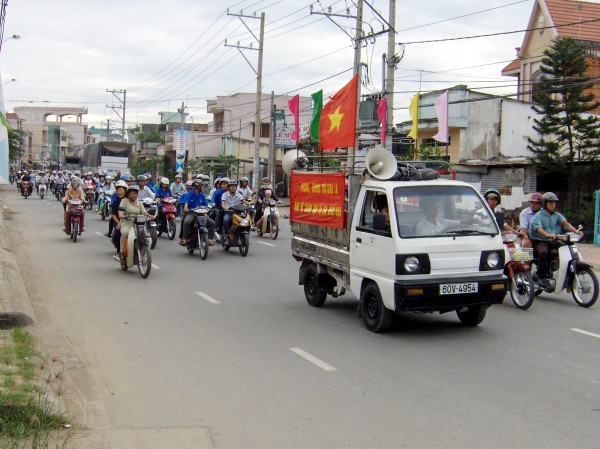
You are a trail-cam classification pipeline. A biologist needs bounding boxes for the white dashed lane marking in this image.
[94,232,103,236]
[257,241,275,247]
[195,292,220,304]
[151,263,160,269]
[571,328,600,339]
[289,347,336,371]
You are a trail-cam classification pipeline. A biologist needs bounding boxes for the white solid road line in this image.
[257,241,275,247]
[289,347,336,371]
[571,328,600,339]
[195,291,220,304]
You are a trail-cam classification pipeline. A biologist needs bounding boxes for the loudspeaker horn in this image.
[365,146,397,180]
[282,149,308,175]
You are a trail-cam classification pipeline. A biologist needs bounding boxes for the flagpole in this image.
[350,0,363,174]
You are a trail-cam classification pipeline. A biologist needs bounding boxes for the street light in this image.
[2,78,17,86]
[2,34,20,44]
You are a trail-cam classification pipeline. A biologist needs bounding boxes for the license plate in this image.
[440,282,478,295]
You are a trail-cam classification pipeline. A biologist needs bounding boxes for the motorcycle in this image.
[21,181,32,199]
[54,181,66,200]
[142,198,159,249]
[38,182,47,200]
[84,186,95,210]
[256,199,279,240]
[185,206,211,260]
[67,199,84,243]
[531,230,599,307]
[9,173,14,185]
[157,197,177,241]
[120,214,152,278]
[221,203,253,257]
[99,192,112,221]
[503,233,535,310]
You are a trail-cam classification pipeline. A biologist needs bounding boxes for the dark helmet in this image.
[137,175,147,182]
[541,192,558,207]
[192,179,203,188]
[484,188,501,204]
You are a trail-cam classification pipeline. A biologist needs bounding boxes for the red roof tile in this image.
[501,59,521,75]
[546,0,600,42]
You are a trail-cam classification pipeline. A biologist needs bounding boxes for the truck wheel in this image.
[360,283,392,333]
[304,265,327,307]
[456,305,487,326]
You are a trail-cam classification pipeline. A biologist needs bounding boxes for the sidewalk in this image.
[0,185,36,328]
[578,243,600,268]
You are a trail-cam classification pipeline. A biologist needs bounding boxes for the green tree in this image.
[527,38,600,170]
[8,128,24,162]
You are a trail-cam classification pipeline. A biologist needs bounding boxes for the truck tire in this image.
[360,283,392,333]
[304,265,327,307]
[456,305,487,326]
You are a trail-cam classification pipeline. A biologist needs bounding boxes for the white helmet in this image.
[160,177,170,185]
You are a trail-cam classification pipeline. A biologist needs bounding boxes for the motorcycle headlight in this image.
[240,219,249,227]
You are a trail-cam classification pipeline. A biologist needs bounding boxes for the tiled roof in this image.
[501,58,521,75]
[546,0,600,42]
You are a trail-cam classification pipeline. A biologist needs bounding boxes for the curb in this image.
[0,187,36,329]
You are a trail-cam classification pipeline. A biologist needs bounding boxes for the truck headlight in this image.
[404,256,420,273]
[479,250,504,271]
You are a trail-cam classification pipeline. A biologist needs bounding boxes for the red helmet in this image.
[529,192,542,203]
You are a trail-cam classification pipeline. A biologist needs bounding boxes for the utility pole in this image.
[225,9,265,192]
[351,0,364,172]
[268,91,275,184]
[106,89,126,142]
[385,0,396,151]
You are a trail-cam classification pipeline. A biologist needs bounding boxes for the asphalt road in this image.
[5,186,600,449]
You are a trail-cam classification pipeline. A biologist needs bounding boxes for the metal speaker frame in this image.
[365,146,398,180]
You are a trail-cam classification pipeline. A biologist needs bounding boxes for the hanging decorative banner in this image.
[290,172,346,229]
[174,129,188,172]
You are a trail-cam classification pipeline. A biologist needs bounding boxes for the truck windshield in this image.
[393,185,499,238]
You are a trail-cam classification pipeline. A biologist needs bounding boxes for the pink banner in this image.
[377,97,387,144]
[288,94,300,141]
[433,91,449,143]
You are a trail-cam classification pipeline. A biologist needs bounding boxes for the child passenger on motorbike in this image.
[118,186,155,265]
[62,178,87,235]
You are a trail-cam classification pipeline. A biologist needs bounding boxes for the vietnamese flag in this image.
[319,74,358,151]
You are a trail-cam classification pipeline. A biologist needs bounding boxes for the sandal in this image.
[179,239,188,246]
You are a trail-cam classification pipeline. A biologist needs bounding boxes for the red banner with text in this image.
[290,172,346,229]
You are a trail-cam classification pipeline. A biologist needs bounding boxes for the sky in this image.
[0,0,540,129]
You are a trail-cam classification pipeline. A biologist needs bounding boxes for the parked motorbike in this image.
[84,186,95,210]
[67,199,84,243]
[142,198,159,249]
[531,230,598,307]
[256,199,279,240]
[120,214,152,278]
[21,181,32,199]
[38,182,47,200]
[98,192,112,221]
[185,206,211,260]
[503,233,535,310]
[221,204,253,256]
[157,197,177,240]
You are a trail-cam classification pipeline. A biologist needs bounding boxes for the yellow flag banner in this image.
[407,93,420,140]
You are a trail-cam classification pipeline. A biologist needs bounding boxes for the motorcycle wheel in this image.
[150,227,158,249]
[199,232,209,260]
[269,217,278,240]
[239,233,249,257]
[136,241,152,279]
[72,222,78,243]
[24,190,29,199]
[101,204,106,220]
[40,190,45,200]
[510,270,535,310]
[167,218,176,240]
[571,267,599,308]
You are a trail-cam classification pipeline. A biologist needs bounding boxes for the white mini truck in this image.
[291,174,508,332]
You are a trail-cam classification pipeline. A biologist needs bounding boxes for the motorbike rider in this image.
[518,192,542,248]
[20,172,33,195]
[136,175,156,201]
[118,185,155,265]
[82,172,96,189]
[209,178,221,200]
[529,192,583,287]
[98,175,115,214]
[475,188,516,234]
[154,177,173,223]
[254,189,282,231]
[179,179,216,246]
[170,174,186,216]
[36,171,49,195]
[145,172,155,190]
[61,178,87,235]
[110,180,128,259]
[221,179,248,243]
[212,177,229,236]
[255,177,279,228]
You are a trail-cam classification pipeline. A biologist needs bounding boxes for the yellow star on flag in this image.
[327,106,345,132]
